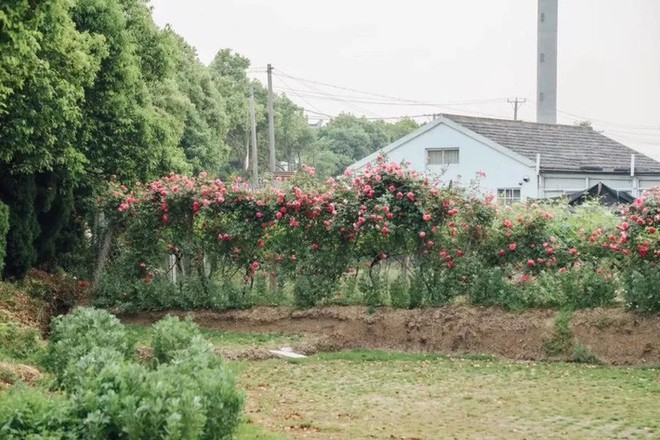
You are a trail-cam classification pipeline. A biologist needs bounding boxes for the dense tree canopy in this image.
[0,0,420,278]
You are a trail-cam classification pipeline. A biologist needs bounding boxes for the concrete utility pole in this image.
[267,64,276,173]
[508,97,527,121]
[537,0,558,124]
[249,85,259,182]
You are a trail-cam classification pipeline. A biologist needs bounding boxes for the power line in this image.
[274,75,333,118]
[273,85,505,107]
[275,70,508,113]
[277,71,383,118]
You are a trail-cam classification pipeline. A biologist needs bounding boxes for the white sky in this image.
[149,0,660,161]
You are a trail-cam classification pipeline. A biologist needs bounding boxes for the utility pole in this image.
[267,64,276,173]
[507,97,527,121]
[249,85,259,183]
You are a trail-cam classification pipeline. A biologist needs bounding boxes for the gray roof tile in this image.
[443,114,660,174]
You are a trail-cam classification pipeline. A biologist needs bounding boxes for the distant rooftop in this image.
[442,114,660,174]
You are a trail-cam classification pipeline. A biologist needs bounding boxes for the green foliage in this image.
[2,174,39,279]
[2,309,243,439]
[0,201,8,275]
[151,315,200,364]
[0,0,102,175]
[359,271,387,309]
[533,264,617,309]
[0,385,75,440]
[468,267,520,309]
[293,274,336,308]
[0,317,44,362]
[389,277,410,309]
[623,263,660,313]
[571,342,600,364]
[544,309,574,358]
[43,308,133,379]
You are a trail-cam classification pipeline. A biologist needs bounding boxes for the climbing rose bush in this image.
[99,161,660,313]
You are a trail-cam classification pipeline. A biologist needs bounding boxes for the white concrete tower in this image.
[537,0,558,124]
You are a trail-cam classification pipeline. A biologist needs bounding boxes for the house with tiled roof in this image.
[349,114,660,203]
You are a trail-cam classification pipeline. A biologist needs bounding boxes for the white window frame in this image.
[497,188,521,205]
[426,148,459,166]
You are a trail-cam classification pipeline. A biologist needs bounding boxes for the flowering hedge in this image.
[97,159,660,313]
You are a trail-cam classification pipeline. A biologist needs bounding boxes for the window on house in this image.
[540,53,545,63]
[540,12,545,23]
[497,188,521,205]
[427,148,459,165]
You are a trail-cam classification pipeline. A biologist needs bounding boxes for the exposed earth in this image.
[120,305,660,365]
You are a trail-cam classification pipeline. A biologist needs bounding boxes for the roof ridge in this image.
[441,113,593,130]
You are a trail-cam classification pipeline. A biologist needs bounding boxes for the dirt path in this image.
[120,305,660,365]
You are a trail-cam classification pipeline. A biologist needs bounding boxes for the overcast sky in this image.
[149,0,660,161]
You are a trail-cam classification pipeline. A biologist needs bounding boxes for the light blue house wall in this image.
[350,117,660,200]
[351,119,539,200]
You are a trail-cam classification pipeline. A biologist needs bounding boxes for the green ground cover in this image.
[236,351,659,439]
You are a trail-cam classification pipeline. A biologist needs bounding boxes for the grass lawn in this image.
[235,351,659,439]
[123,324,659,439]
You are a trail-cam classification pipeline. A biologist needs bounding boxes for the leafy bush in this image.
[0,385,74,439]
[545,264,617,309]
[469,267,517,308]
[43,307,133,380]
[0,316,44,362]
[151,315,200,363]
[3,310,244,439]
[623,263,660,313]
[571,342,600,364]
[62,336,242,439]
[544,309,574,358]
[389,277,410,309]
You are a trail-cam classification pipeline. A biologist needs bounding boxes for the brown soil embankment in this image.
[120,306,660,365]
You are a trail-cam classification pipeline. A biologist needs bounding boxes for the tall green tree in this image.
[0,0,103,175]
[0,0,103,278]
[174,38,230,174]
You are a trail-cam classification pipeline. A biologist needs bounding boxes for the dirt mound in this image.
[120,306,660,365]
[0,361,43,389]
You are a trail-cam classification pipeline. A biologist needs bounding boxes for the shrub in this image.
[158,338,243,439]
[3,175,40,280]
[0,385,74,439]
[468,267,523,309]
[3,312,244,439]
[0,316,44,362]
[43,307,133,379]
[623,263,660,313]
[151,315,200,364]
[544,309,574,358]
[389,277,410,308]
[555,264,617,309]
[571,342,600,364]
[61,334,242,439]
[293,274,337,308]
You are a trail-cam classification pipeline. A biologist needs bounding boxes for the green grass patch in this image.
[236,421,290,439]
[125,323,302,349]
[237,355,660,439]
[314,349,498,363]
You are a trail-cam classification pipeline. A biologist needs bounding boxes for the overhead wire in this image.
[274,71,508,120]
[276,71,384,118]
[274,75,334,118]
